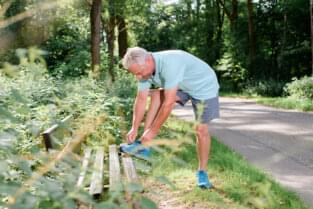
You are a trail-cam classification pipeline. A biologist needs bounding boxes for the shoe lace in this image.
[198,171,208,183]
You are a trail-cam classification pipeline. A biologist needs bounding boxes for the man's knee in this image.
[195,124,209,138]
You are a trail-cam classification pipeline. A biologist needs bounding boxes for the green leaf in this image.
[16,106,30,115]
[0,160,8,173]
[0,182,20,194]
[155,176,176,190]
[17,160,32,175]
[171,156,187,167]
[125,182,144,193]
[11,193,37,209]
[40,179,64,198]
[0,106,19,123]
[11,89,28,104]
[1,62,19,78]
[95,202,119,209]
[62,198,76,209]
[69,190,94,205]
[0,131,17,148]
[139,197,158,209]
[26,121,41,136]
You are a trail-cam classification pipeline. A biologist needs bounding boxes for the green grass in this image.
[143,117,312,209]
[219,92,313,112]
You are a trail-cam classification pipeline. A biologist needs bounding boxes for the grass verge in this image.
[219,92,313,112]
[142,117,312,209]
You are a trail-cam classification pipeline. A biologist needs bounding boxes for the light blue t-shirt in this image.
[138,50,219,100]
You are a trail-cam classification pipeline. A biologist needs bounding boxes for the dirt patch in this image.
[142,177,237,209]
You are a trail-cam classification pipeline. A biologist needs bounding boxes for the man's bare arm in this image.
[127,90,149,143]
[132,90,149,129]
[144,90,164,131]
[141,87,177,142]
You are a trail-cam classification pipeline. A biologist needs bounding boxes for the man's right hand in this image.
[126,128,138,144]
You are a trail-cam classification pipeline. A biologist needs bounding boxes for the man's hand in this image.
[141,128,158,143]
[126,128,138,144]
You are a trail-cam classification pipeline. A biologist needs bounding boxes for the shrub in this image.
[243,79,286,97]
[215,54,248,92]
[42,23,90,78]
[284,76,313,99]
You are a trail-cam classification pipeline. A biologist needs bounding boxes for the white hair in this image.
[122,47,149,69]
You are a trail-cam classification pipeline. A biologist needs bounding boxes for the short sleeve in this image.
[138,80,151,91]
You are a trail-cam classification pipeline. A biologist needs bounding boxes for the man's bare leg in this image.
[195,123,211,171]
[144,90,164,131]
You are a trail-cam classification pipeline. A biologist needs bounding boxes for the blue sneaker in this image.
[120,140,141,153]
[197,170,213,189]
[134,146,151,159]
[120,140,151,159]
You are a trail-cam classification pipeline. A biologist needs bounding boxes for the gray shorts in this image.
[176,90,220,124]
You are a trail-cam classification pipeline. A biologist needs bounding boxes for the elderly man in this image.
[120,47,219,189]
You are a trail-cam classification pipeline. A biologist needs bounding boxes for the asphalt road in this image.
[171,97,313,207]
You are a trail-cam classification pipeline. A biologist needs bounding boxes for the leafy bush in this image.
[243,79,286,97]
[215,54,248,92]
[42,23,90,78]
[284,76,313,99]
[0,48,142,209]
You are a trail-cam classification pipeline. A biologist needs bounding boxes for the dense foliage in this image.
[284,76,313,99]
[0,49,141,209]
[129,0,311,96]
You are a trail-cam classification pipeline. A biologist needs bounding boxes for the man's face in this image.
[128,62,152,81]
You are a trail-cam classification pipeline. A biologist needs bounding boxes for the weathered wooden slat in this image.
[76,148,92,187]
[109,145,121,191]
[122,157,138,182]
[122,156,141,209]
[89,147,104,196]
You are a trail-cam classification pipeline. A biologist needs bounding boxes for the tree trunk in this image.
[217,0,237,25]
[105,15,115,82]
[215,0,224,61]
[116,15,128,59]
[196,0,200,22]
[102,0,116,82]
[186,0,192,20]
[247,0,256,74]
[311,0,313,76]
[90,0,102,77]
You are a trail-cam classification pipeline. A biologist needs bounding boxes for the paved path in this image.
[172,97,313,207]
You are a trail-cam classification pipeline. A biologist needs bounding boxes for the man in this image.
[120,47,220,189]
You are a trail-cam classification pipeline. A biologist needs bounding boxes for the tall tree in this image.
[247,0,256,71]
[214,0,224,61]
[217,0,237,26]
[116,14,127,58]
[311,0,313,76]
[90,0,102,77]
[115,0,128,59]
[101,0,116,82]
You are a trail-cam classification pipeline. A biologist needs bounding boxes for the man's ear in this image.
[147,54,155,69]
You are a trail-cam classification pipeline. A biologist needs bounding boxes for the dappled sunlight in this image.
[144,169,240,209]
[172,97,313,206]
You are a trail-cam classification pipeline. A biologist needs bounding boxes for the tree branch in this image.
[0,1,58,29]
[0,0,13,18]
